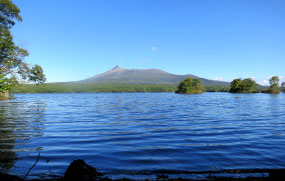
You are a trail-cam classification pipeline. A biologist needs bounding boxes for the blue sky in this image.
[12,0,285,84]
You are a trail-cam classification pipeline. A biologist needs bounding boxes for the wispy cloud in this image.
[151,46,157,51]
[214,76,223,81]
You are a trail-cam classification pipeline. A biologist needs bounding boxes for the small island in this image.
[230,76,284,94]
[175,78,204,94]
[229,78,258,93]
[263,76,281,94]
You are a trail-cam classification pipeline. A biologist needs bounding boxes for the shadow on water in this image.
[0,99,46,173]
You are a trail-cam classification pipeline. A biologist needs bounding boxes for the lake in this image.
[0,92,285,179]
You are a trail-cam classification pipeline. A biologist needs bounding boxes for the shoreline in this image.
[2,160,285,180]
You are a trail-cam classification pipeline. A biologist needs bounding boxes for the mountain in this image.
[80,66,229,86]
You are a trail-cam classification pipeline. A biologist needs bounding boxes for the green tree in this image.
[230,78,257,93]
[268,76,280,94]
[242,78,257,92]
[230,78,242,93]
[0,0,45,98]
[175,78,204,94]
[282,82,285,93]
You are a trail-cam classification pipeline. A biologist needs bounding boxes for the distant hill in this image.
[80,66,229,86]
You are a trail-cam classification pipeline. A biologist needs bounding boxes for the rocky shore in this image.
[1,159,285,180]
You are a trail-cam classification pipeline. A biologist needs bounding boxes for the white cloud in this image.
[214,76,223,81]
[151,46,157,51]
[258,79,268,86]
[228,77,234,82]
[254,75,284,86]
[261,75,284,85]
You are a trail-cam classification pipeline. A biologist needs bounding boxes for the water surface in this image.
[0,93,285,179]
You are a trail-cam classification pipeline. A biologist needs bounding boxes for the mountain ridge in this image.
[80,66,229,86]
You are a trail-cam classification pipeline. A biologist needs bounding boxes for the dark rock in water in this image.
[0,172,24,181]
[64,159,103,181]
[269,169,285,179]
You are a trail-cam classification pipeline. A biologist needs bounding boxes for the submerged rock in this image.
[64,159,103,180]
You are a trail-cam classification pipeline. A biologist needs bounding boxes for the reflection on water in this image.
[0,93,285,179]
[0,101,17,171]
[0,99,46,173]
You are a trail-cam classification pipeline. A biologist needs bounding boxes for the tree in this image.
[268,76,280,94]
[230,78,257,93]
[192,78,204,91]
[282,82,285,93]
[0,0,45,98]
[175,78,204,94]
[242,78,257,92]
[230,78,242,93]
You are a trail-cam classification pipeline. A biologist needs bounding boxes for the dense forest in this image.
[11,83,231,93]
[175,78,205,94]
[229,78,258,93]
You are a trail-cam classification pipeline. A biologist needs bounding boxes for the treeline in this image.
[12,83,177,93]
[12,83,230,93]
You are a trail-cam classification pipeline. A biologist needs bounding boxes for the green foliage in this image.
[12,83,231,93]
[266,76,280,94]
[204,85,230,92]
[175,78,204,94]
[12,83,178,93]
[0,73,18,90]
[282,82,285,93]
[28,64,46,84]
[230,79,242,93]
[0,0,45,92]
[230,78,258,93]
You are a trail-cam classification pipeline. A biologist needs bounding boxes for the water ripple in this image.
[0,92,285,179]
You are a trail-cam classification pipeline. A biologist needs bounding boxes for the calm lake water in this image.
[0,92,285,179]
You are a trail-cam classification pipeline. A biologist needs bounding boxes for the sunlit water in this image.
[0,93,285,179]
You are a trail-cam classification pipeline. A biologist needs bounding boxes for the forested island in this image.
[262,76,282,94]
[229,76,284,94]
[229,78,258,93]
[175,78,204,94]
